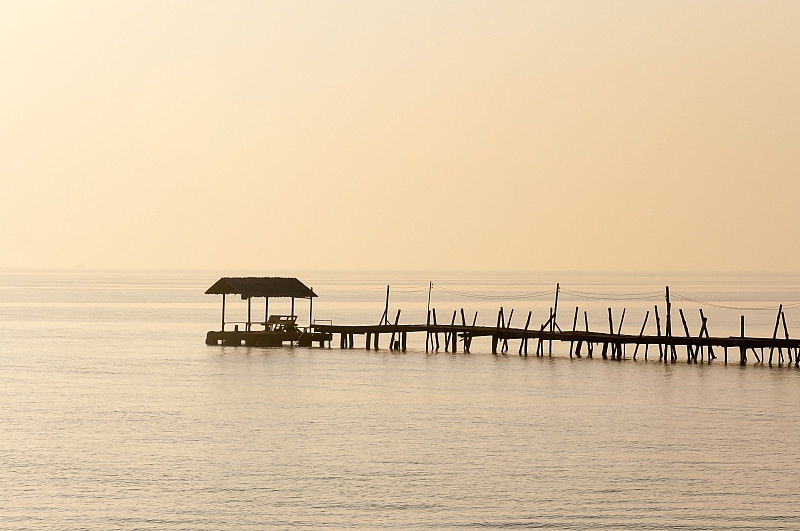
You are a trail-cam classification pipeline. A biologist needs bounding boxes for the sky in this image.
[2,1,798,273]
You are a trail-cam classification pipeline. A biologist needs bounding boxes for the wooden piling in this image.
[569,307,579,358]
[520,310,532,357]
[633,310,649,360]
[769,305,782,366]
[389,309,401,351]
[433,308,440,350]
[740,315,746,365]
[584,311,593,358]
[654,305,663,361]
[678,309,694,362]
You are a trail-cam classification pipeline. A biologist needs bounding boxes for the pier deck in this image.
[311,323,800,366]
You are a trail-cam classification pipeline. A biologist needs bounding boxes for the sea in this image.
[2,269,800,530]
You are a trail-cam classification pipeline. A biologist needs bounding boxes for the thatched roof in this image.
[205,277,316,299]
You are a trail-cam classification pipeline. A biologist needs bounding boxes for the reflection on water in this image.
[1,270,799,529]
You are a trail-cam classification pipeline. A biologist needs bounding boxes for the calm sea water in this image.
[2,270,800,530]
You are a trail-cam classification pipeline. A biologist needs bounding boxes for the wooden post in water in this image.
[389,309,401,351]
[607,308,614,359]
[781,310,792,365]
[503,309,513,354]
[617,308,626,358]
[699,309,714,362]
[653,305,663,361]
[444,310,455,352]
[493,307,503,355]
[769,305,782,366]
[468,312,477,353]
[460,308,467,353]
[678,309,694,362]
[433,308,440,350]
[520,311,532,357]
[425,310,431,352]
[383,285,390,326]
[550,283,559,355]
[569,307,579,358]
[584,311,593,358]
[633,310,649,360]
[739,315,747,365]
[665,287,676,362]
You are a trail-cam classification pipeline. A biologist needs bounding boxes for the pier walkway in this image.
[311,321,800,366]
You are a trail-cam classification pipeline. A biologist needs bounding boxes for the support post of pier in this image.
[426,310,431,352]
[569,307,579,358]
[633,310,649,360]
[769,305,782,366]
[739,315,746,365]
[654,305,663,361]
[495,308,503,356]
[433,309,440,350]
[584,311,593,358]
[678,309,694,362]
[461,308,467,353]
[666,287,676,362]
[520,311,531,357]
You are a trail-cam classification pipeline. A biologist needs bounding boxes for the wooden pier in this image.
[206,278,800,367]
[311,320,800,366]
[309,284,800,367]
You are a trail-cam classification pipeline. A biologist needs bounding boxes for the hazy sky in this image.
[2,1,798,272]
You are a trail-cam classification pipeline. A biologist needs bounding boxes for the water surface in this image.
[2,270,799,529]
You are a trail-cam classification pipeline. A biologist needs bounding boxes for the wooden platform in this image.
[205,329,332,347]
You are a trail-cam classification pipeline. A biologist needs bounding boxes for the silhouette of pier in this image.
[205,278,800,367]
[310,284,800,367]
